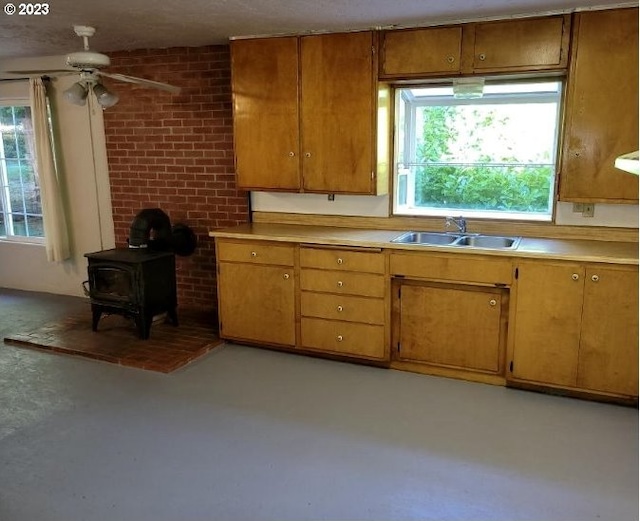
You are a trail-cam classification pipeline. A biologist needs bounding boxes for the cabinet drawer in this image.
[216,239,294,266]
[300,247,385,273]
[301,318,386,360]
[301,292,385,324]
[390,252,512,285]
[300,269,385,297]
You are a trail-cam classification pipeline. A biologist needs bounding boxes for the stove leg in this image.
[136,312,152,340]
[166,307,179,327]
[91,305,102,332]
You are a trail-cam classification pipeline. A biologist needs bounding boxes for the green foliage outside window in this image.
[412,103,554,213]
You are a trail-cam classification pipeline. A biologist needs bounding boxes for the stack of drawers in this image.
[299,246,388,360]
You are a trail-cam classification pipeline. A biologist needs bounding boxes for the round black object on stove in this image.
[171,223,198,256]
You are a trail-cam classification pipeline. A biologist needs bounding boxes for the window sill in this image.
[393,206,552,222]
[0,236,45,246]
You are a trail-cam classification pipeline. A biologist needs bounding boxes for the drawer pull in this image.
[591,274,599,282]
[337,281,344,287]
[337,305,343,312]
[478,53,486,61]
[571,273,579,281]
[283,273,290,280]
[447,55,455,63]
[251,251,257,257]
[489,299,497,307]
[337,258,344,265]
[337,335,343,342]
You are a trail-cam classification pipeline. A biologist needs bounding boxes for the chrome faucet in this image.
[445,216,467,234]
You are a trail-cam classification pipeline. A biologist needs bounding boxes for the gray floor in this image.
[0,288,638,521]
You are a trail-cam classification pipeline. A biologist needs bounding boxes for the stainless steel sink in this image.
[453,235,521,249]
[390,231,521,249]
[391,231,461,245]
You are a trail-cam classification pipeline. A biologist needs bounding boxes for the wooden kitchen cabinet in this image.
[216,239,296,346]
[389,251,511,381]
[299,246,389,360]
[231,31,389,195]
[396,280,506,374]
[231,37,300,190]
[380,26,463,77]
[379,14,569,78]
[510,260,639,398]
[469,15,570,73]
[559,8,639,203]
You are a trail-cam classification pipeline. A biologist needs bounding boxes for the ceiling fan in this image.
[6,25,181,108]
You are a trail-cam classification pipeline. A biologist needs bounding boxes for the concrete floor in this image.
[0,288,638,521]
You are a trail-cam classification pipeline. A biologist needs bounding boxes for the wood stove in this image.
[84,248,178,340]
[84,209,196,339]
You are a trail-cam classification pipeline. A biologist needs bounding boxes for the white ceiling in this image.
[0,0,633,60]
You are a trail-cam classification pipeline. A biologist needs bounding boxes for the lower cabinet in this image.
[510,260,639,398]
[299,245,389,360]
[216,239,296,346]
[395,280,507,374]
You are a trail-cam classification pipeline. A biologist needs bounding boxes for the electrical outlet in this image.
[327,194,335,201]
[582,204,595,217]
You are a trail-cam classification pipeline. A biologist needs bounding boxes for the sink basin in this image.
[453,235,521,249]
[391,231,461,245]
[390,231,521,249]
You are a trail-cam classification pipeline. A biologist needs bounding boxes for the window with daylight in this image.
[393,80,563,221]
[0,103,44,239]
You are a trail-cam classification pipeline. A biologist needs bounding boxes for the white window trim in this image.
[392,80,563,222]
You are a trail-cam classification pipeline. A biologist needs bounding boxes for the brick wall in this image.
[102,45,249,312]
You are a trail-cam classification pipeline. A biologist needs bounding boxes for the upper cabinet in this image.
[231,31,389,195]
[379,15,570,78]
[231,37,300,191]
[559,8,639,203]
[380,26,463,77]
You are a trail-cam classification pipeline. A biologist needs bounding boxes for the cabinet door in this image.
[470,15,569,71]
[559,8,639,202]
[380,26,462,77]
[218,263,296,346]
[398,282,504,373]
[231,37,301,190]
[511,261,583,387]
[578,266,639,396]
[300,32,375,194]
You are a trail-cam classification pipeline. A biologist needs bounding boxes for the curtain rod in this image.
[0,76,51,82]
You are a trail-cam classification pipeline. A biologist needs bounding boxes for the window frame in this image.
[0,98,44,244]
[391,77,565,222]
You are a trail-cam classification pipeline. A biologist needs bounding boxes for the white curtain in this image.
[29,78,70,262]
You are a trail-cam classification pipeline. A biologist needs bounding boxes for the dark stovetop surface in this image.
[84,248,174,263]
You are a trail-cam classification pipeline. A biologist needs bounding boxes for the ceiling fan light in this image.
[93,83,119,108]
[63,81,89,106]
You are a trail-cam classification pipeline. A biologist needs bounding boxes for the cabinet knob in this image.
[251,251,257,257]
[305,152,312,158]
[283,273,290,280]
[571,273,579,281]
[337,305,343,312]
[478,53,486,61]
[591,274,599,282]
[337,258,343,265]
[447,55,455,63]
[489,299,497,307]
[337,335,343,342]
[288,151,295,157]
[337,281,344,287]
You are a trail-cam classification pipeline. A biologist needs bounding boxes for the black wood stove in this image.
[85,248,178,339]
[84,209,196,339]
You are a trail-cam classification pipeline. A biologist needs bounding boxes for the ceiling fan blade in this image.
[97,71,181,94]
[4,69,76,76]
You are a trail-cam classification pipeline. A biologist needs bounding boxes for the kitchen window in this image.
[0,103,44,239]
[393,79,562,221]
